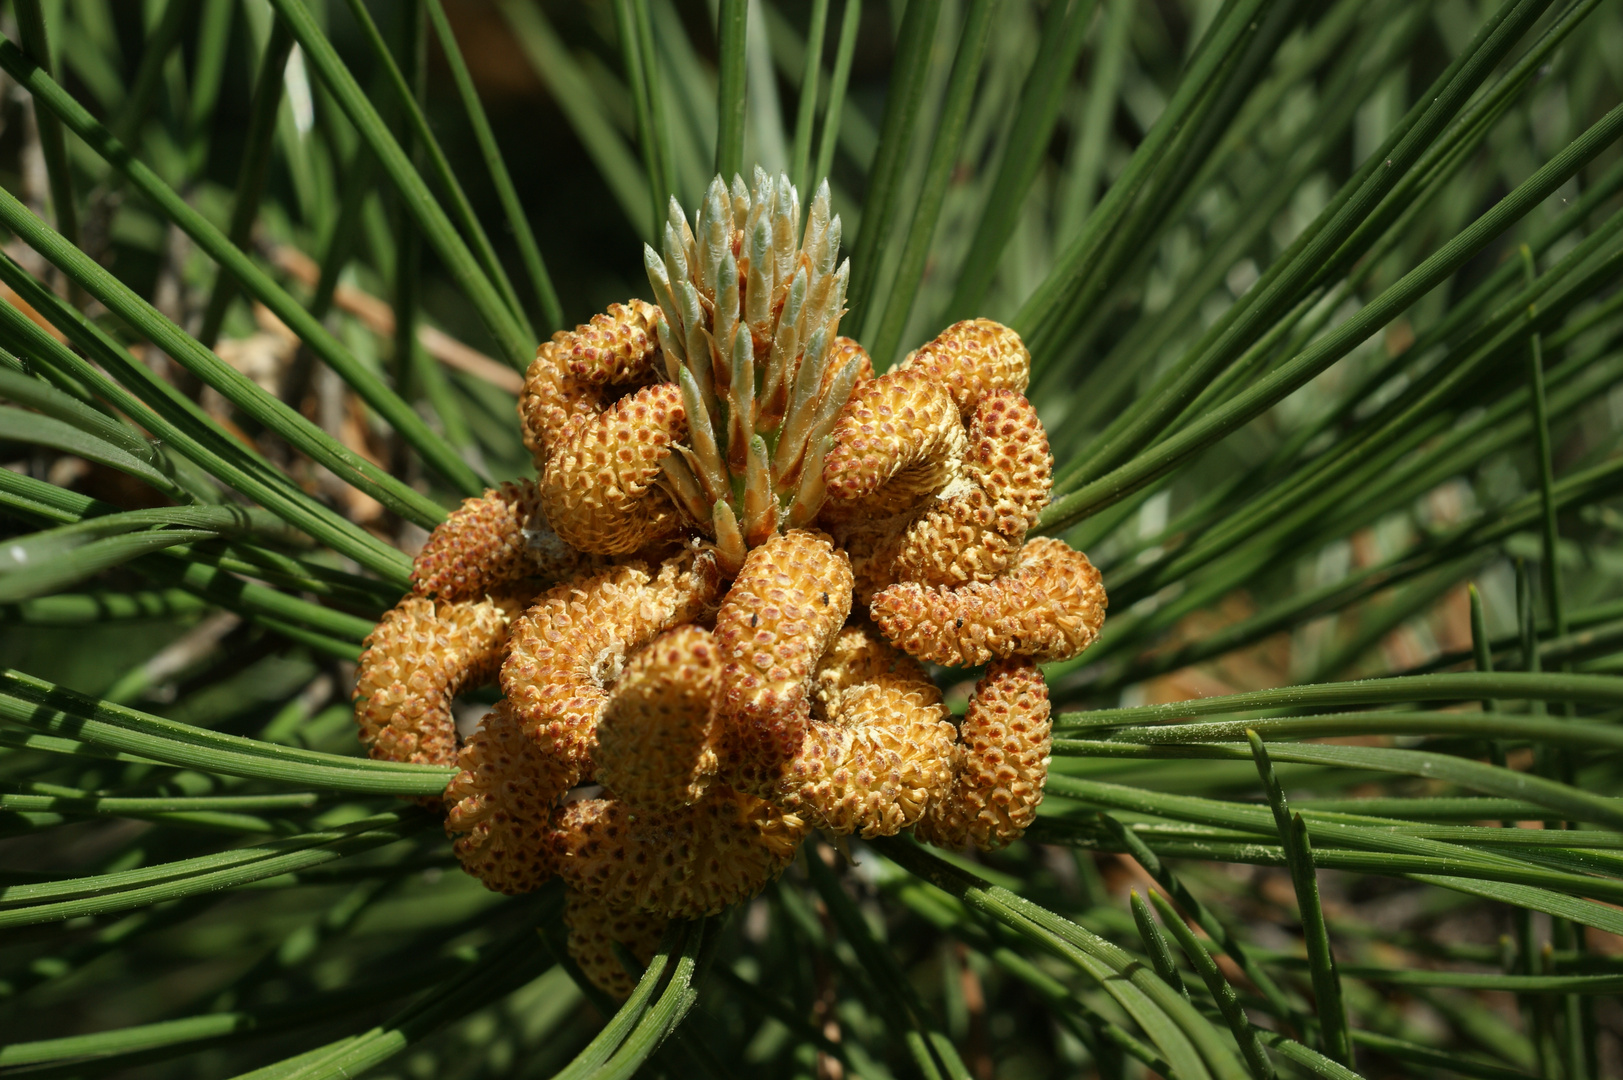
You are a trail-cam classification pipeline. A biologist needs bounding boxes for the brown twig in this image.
[267,243,524,394]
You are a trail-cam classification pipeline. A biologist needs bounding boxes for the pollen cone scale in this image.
[711,529,853,797]
[410,481,584,601]
[564,890,668,999]
[553,784,808,919]
[353,592,530,767]
[869,537,1108,668]
[915,657,1052,850]
[592,624,722,812]
[780,624,958,838]
[444,701,579,895]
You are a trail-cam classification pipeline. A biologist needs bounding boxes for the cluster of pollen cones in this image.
[352,172,1107,997]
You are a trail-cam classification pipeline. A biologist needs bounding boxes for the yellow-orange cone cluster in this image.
[353,171,1106,997]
